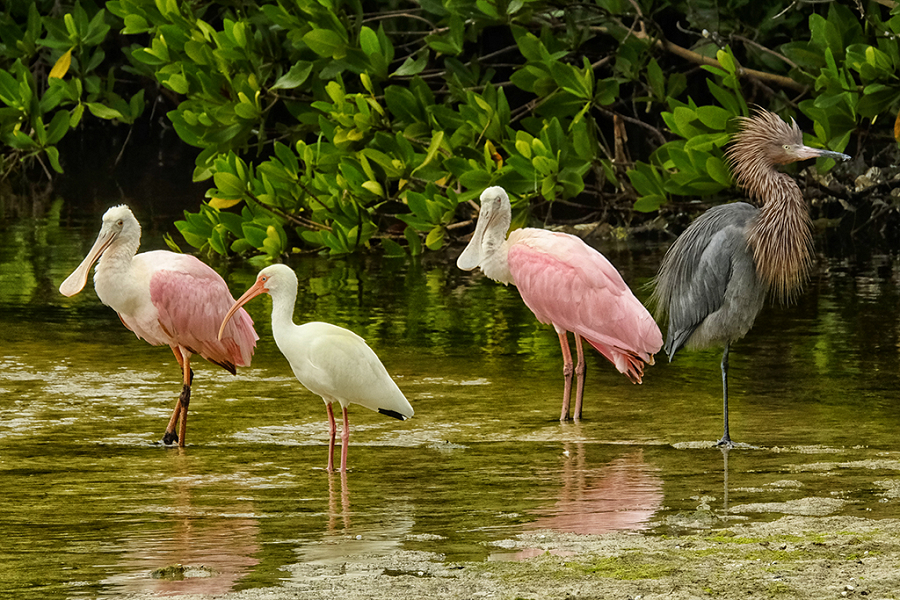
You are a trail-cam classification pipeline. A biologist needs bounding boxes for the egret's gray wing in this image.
[652,202,759,359]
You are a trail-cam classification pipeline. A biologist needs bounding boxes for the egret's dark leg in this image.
[558,332,574,422]
[716,343,734,448]
[573,333,586,421]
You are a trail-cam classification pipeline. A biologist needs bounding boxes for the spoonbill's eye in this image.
[117,219,124,226]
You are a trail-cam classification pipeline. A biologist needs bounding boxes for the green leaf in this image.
[705,156,732,187]
[716,48,737,75]
[411,130,444,176]
[360,26,380,56]
[425,225,445,250]
[646,58,665,99]
[633,194,666,212]
[0,69,22,107]
[164,73,189,94]
[86,103,124,120]
[459,169,491,190]
[69,103,84,127]
[123,14,150,33]
[46,110,70,144]
[695,105,731,130]
[272,62,313,90]
[45,146,63,173]
[304,29,345,58]
[214,171,246,196]
[242,222,268,248]
[393,52,428,77]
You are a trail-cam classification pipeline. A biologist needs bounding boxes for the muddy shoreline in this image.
[117,514,900,600]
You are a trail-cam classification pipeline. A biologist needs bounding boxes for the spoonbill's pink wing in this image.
[507,229,662,381]
[145,251,258,370]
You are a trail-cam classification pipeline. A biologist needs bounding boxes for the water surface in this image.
[1,205,899,598]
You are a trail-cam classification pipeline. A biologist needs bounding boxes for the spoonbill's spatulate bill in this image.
[457,186,662,421]
[59,205,258,446]
[218,264,413,473]
[651,109,851,447]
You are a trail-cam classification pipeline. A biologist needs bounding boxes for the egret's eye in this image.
[117,220,124,226]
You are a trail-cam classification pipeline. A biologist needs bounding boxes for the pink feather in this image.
[145,251,255,371]
[508,229,661,383]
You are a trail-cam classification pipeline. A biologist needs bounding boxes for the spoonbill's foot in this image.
[715,436,735,449]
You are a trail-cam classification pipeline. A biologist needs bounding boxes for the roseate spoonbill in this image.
[218,264,413,473]
[651,109,850,447]
[59,205,258,446]
[456,186,663,421]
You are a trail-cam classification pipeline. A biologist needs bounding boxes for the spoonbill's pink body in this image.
[59,205,257,446]
[457,186,662,421]
[219,264,413,472]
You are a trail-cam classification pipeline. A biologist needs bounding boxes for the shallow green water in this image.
[1,208,899,598]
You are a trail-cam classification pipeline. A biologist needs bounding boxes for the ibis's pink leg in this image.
[339,406,350,473]
[326,403,337,473]
[558,331,574,422]
[573,333,586,421]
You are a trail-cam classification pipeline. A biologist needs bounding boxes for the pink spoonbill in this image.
[59,205,258,446]
[218,264,413,473]
[457,186,662,421]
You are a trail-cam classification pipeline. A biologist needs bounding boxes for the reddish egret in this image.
[218,264,413,473]
[457,186,663,421]
[59,205,258,446]
[652,109,850,447]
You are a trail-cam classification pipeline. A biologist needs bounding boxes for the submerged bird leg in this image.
[573,333,586,421]
[163,396,182,445]
[177,353,192,448]
[340,406,350,473]
[162,348,192,446]
[326,403,337,473]
[558,331,574,422]
[716,343,734,448]
[163,347,190,445]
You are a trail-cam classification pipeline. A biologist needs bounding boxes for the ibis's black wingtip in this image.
[378,408,410,421]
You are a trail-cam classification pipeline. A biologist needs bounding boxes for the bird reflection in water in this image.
[327,471,351,532]
[292,471,414,568]
[503,443,663,560]
[529,446,664,535]
[105,450,261,595]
